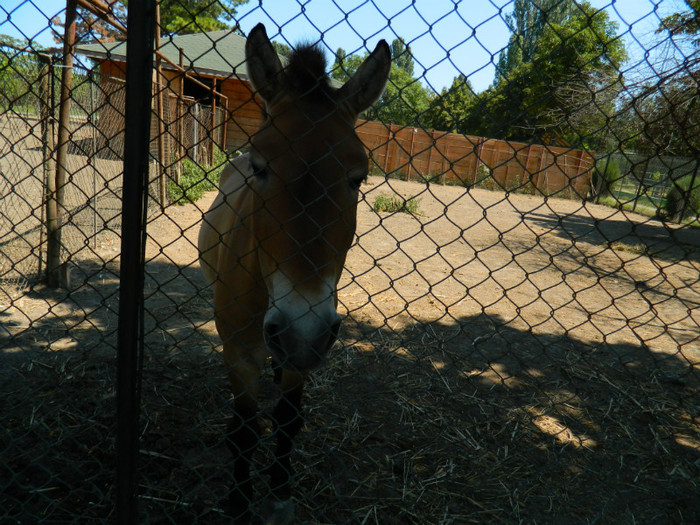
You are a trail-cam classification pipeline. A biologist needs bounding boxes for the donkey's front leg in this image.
[225,359,262,525]
[263,369,305,524]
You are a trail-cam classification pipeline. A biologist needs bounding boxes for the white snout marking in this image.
[267,272,337,329]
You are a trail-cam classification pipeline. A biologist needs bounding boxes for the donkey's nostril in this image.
[263,310,287,351]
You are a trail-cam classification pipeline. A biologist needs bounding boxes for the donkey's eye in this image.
[250,160,268,179]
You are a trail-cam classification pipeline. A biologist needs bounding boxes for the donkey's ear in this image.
[337,40,391,116]
[245,23,284,103]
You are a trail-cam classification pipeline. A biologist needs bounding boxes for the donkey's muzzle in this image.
[263,310,341,372]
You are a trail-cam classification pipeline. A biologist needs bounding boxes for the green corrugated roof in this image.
[76,30,342,88]
[76,30,251,79]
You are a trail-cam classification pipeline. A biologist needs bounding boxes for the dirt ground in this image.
[1,175,699,523]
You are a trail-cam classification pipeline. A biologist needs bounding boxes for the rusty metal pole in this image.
[210,79,216,165]
[47,0,77,288]
[177,47,185,185]
[155,4,167,208]
[222,96,229,155]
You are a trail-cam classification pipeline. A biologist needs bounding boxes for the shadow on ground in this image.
[1,255,699,524]
[524,208,700,264]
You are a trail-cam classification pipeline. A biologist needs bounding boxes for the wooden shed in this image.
[76,30,265,158]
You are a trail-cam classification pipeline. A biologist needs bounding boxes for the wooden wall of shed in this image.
[95,61,127,155]
[94,60,262,154]
[218,79,263,150]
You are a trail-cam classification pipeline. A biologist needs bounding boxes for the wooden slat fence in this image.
[355,120,595,198]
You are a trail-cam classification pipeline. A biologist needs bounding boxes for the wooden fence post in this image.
[383,123,392,173]
[427,130,436,182]
[473,138,484,184]
[407,127,417,181]
[38,54,55,283]
[47,0,77,288]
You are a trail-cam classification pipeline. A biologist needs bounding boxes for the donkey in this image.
[198,24,391,523]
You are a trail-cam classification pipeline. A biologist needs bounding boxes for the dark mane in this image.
[283,43,333,98]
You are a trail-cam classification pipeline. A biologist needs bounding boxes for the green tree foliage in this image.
[151,0,247,35]
[424,74,475,132]
[374,65,430,125]
[0,35,46,111]
[614,1,699,157]
[331,39,430,126]
[664,173,700,221]
[58,1,249,43]
[391,37,414,76]
[623,73,699,156]
[330,49,363,83]
[467,1,626,148]
[52,0,126,44]
[494,0,575,84]
[658,0,700,44]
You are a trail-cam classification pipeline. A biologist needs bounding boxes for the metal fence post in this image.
[117,1,156,524]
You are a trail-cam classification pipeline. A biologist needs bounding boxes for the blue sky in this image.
[0,0,687,93]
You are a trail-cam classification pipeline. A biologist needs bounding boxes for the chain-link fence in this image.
[1,1,699,523]
[0,45,127,291]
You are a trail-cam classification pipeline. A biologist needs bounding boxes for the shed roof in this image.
[76,30,252,79]
[76,30,343,89]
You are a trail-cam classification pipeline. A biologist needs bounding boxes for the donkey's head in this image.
[244,24,390,371]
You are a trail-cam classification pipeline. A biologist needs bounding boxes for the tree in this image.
[330,48,363,83]
[331,39,430,126]
[658,0,700,45]
[494,0,576,84]
[391,37,414,76]
[374,64,430,125]
[468,1,626,148]
[154,0,246,35]
[0,35,46,111]
[52,0,126,44]
[620,0,700,156]
[54,0,248,43]
[424,74,475,132]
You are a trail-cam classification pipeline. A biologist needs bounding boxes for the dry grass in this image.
[3,298,698,524]
[2,180,699,524]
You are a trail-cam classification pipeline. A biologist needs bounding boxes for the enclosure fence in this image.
[1,1,699,524]
[356,119,595,198]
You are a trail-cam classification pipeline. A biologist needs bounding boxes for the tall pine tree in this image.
[494,0,575,84]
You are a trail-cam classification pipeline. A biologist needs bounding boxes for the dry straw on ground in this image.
[2,176,699,523]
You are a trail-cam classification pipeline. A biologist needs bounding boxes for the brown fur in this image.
[198,23,391,522]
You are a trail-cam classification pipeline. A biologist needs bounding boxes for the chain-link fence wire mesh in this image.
[0,45,128,292]
[1,0,699,523]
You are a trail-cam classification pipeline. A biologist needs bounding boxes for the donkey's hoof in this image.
[261,498,295,525]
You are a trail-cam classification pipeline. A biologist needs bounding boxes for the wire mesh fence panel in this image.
[1,1,699,524]
[0,45,51,287]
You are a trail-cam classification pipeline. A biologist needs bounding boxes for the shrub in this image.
[372,193,421,215]
[167,147,231,205]
[591,157,622,200]
[664,174,700,222]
